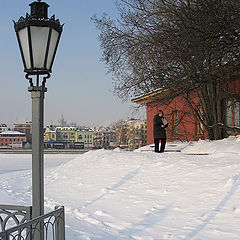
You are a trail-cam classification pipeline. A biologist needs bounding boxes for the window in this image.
[226,100,239,127]
[172,110,178,136]
[78,135,82,140]
[226,100,239,135]
[196,121,203,136]
[196,107,204,136]
[70,133,75,139]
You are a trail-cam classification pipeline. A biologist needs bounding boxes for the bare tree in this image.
[93,0,240,140]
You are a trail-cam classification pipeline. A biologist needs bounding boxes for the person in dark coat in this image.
[153,110,168,153]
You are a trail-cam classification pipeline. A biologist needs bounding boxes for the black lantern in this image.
[14,0,63,84]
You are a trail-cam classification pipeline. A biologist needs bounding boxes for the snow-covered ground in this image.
[0,136,240,240]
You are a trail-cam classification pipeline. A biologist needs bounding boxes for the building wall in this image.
[75,130,94,149]
[56,128,76,142]
[146,78,240,145]
[44,127,94,149]
[0,131,26,149]
[147,95,205,145]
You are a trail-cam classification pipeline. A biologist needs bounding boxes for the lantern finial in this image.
[29,1,49,19]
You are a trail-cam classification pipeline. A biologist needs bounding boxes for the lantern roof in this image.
[13,0,63,33]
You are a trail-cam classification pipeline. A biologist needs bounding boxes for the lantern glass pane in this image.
[46,28,60,70]
[30,26,49,68]
[18,27,31,69]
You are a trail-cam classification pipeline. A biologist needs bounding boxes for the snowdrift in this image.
[0,136,240,239]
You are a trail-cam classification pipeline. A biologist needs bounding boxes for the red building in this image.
[132,77,240,145]
[0,131,26,149]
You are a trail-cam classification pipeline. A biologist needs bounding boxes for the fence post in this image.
[55,207,65,240]
[4,231,8,240]
[26,206,32,240]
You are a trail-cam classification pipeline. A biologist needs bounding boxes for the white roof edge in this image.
[0,131,25,135]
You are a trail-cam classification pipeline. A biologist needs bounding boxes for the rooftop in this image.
[0,131,25,136]
[131,88,168,104]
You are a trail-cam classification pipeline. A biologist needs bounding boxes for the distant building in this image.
[115,119,147,150]
[44,126,94,149]
[127,119,147,150]
[115,123,128,148]
[93,127,117,149]
[13,122,32,143]
[0,131,26,149]
[44,126,56,148]
[0,124,8,133]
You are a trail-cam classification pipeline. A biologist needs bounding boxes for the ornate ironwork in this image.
[13,1,63,34]
[25,73,50,88]
[0,206,65,240]
[0,205,32,233]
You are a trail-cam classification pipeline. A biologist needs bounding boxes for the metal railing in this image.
[0,205,32,233]
[0,206,65,240]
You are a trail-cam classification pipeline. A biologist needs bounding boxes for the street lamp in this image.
[13,0,63,221]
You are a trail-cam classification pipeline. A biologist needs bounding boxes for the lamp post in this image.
[13,0,63,221]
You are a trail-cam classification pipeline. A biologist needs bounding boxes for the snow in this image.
[0,130,25,135]
[0,136,240,239]
[181,135,240,155]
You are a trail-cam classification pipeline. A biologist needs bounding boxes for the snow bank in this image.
[135,136,240,155]
[0,136,240,239]
[181,135,240,155]
[43,149,240,239]
[134,141,190,153]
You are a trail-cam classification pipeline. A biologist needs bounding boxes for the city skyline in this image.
[0,0,144,128]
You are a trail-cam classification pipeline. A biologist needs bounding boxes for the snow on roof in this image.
[0,130,25,136]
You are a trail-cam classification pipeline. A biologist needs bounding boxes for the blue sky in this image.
[0,0,144,127]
